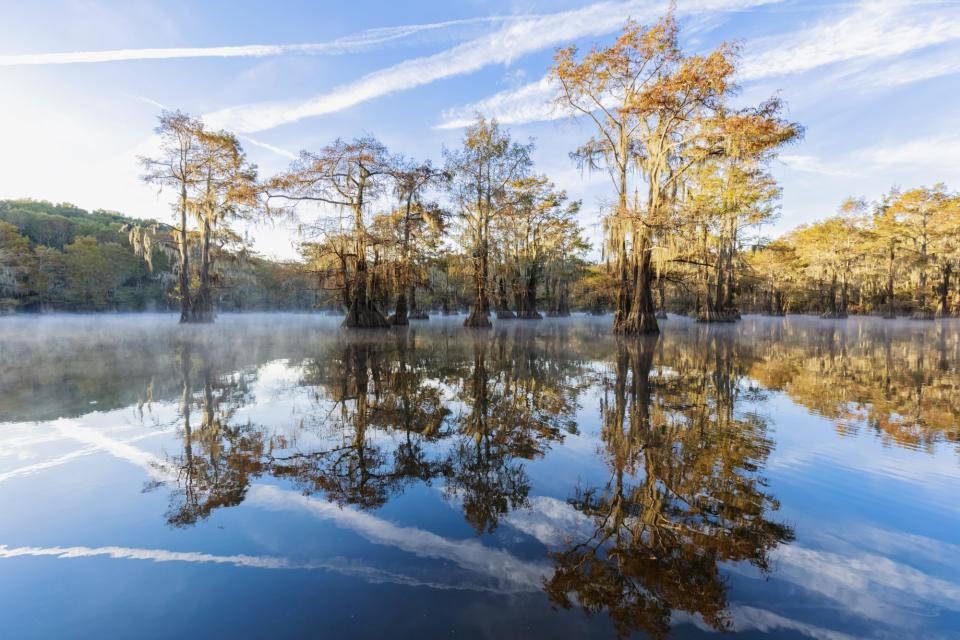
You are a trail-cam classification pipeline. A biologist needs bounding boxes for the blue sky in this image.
[2,0,959,259]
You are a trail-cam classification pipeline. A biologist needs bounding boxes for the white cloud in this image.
[49,418,174,481]
[779,154,861,178]
[0,543,297,569]
[740,0,960,81]
[830,44,960,90]
[0,428,168,484]
[779,132,960,184]
[675,606,858,640]
[205,0,782,133]
[437,76,559,129]
[0,16,517,67]
[247,484,549,592]
[768,543,960,624]
[853,131,960,171]
[239,136,298,160]
[437,0,960,130]
[502,494,594,546]
[0,543,512,592]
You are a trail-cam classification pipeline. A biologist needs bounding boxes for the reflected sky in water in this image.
[0,314,958,639]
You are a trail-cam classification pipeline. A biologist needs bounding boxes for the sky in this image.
[1,0,958,259]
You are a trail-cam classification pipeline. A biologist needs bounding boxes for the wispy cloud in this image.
[0,16,514,67]
[437,76,559,130]
[0,543,511,592]
[779,154,861,178]
[437,0,960,129]
[675,606,858,640]
[247,484,549,591]
[239,136,298,160]
[0,543,299,569]
[49,418,173,481]
[853,131,960,171]
[780,132,960,182]
[769,544,960,623]
[205,0,782,133]
[739,0,960,81]
[846,44,960,89]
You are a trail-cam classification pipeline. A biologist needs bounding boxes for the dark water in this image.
[0,314,958,639]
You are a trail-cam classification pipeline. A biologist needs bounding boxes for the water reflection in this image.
[151,322,797,635]
[163,343,263,526]
[545,336,793,638]
[747,321,960,452]
[159,326,589,534]
[0,315,957,638]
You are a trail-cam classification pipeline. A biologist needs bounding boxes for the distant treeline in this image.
[740,185,960,319]
[0,199,315,313]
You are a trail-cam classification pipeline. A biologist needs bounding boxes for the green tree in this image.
[0,221,36,311]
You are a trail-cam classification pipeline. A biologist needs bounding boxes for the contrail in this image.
[0,16,521,67]
[0,544,513,592]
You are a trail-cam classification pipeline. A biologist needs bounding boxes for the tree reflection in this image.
[544,332,794,638]
[748,320,960,452]
[444,328,586,533]
[282,332,451,508]
[164,343,265,527]
[160,325,585,530]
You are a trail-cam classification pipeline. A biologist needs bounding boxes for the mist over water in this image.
[1,314,958,638]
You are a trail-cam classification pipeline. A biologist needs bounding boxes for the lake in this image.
[0,314,958,639]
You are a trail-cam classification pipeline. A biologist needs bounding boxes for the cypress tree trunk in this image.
[495,276,516,319]
[390,289,409,325]
[617,235,659,335]
[465,237,492,327]
[343,258,389,328]
[408,286,428,320]
[613,235,632,331]
[839,272,849,317]
[936,262,952,318]
[516,268,541,319]
[343,193,388,329]
[885,242,896,319]
[177,184,191,324]
[913,236,933,319]
[655,277,668,319]
[698,242,738,323]
[821,273,845,318]
[191,217,215,323]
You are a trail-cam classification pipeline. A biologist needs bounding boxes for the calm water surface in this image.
[0,314,958,639]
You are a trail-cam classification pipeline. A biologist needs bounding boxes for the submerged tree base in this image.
[408,311,429,320]
[615,311,660,335]
[343,302,390,329]
[183,309,215,324]
[698,309,741,323]
[820,311,848,319]
[655,310,668,320]
[464,310,492,328]
[517,310,543,320]
[496,308,517,319]
[912,310,935,320]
